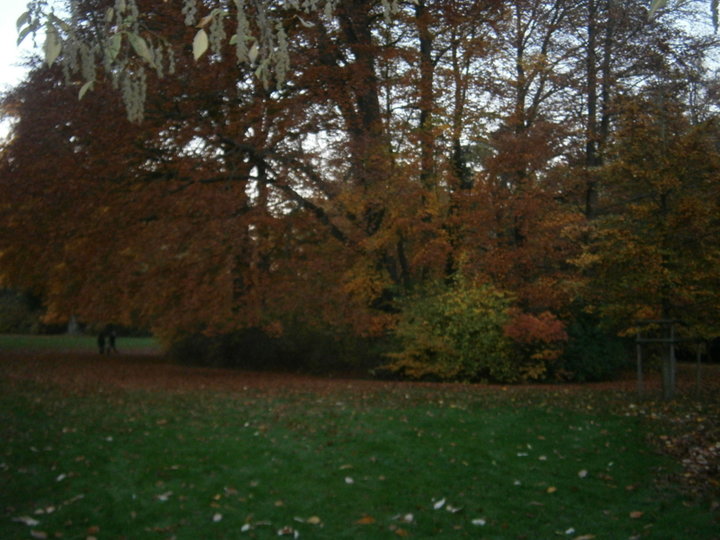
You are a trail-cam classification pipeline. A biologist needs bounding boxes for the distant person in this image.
[97,330,106,355]
[107,327,118,354]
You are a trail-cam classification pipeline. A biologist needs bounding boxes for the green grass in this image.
[1,377,717,539]
[0,334,160,353]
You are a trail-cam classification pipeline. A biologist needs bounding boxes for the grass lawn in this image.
[0,334,160,354]
[1,353,718,538]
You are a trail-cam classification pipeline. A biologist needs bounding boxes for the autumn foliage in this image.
[1,0,719,381]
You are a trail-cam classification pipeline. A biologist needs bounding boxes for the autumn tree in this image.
[2,0,719,380]
[575,95,720,337]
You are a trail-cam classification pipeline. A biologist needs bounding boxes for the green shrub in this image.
[166,329,283,369]
[0,290,42,333]
[557,315,630,381]
[166,325,383,374]
[382,280,515,381]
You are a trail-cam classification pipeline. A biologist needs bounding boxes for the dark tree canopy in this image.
[1,0,719,381]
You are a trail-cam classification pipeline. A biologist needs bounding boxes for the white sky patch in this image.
[0,0,44,140]
[0,0,41,91]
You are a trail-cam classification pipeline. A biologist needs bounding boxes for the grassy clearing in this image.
[0,334,160,354]
[1,372,717,539]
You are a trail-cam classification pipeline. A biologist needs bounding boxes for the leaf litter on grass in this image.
[2,353,720,538]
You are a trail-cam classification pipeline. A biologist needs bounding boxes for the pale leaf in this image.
[197,14,213,28]
[78,80,94,100]
[108,33,122,61]
[297,16,315,27]
[648,0,668,20]
[43,24,62,67]
[128,33,153,65]
[193,29,209,60]
[16,11,31,30]
[13,516,40,527]
[17,24,36,46]
[248,42,259,63]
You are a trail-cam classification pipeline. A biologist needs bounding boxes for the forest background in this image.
[1,0,719,383]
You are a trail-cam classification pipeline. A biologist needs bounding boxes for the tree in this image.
[575,95,720,337]
[2,0,719,381]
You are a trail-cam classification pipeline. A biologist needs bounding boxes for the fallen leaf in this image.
[13,516,40,527]
[578,469,588,478]
[87,525,100,534]
[212,513,223,522]
[356,515,376,524]
[155,491,173,502]
[345,477,354,484]
[629,511,644,519]
[306,516,322,525]
[574,535,596,540]
[241,523,252,532]
[547,486,557,494]
[471,518,486,526]
[394,528,410,537]
[433,498,446,510]
[30,532,48,540]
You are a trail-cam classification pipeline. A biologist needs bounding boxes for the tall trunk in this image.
[450,28,472,190]
[599,0,614,148]
[584,0,600,219]
[416,0,435,190]
[513,2,528,133]
[337,0,389,236]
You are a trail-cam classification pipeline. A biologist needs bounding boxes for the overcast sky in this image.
[0,0,42,92]
[0,1,43,138]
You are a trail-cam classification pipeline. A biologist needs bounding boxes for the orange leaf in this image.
[356,515,376,525]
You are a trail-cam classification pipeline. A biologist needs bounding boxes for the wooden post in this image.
[696,342,703,392]
[636,331,643,396]
[635,319,681,400]
[661,322,676,400]
[670,323,677,397]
